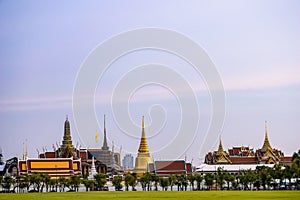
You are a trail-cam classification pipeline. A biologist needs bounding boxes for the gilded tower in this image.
[134,116,152,175]
[59,116,78,159]
[214,136,231,164]
[256,121,283,164]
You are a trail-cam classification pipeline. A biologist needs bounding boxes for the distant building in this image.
[148,160,192,177]
[204,122,292,165]
[122,154,134,170]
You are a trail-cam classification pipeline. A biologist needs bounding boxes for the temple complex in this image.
[133,116,152,175]
[19,117,82,177]
[204,122,292,165]
[34,115,121,177]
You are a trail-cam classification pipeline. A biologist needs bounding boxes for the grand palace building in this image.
[200,122,293,174]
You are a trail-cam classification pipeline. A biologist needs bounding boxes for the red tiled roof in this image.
[80,151,87,159]
[45,152,55,158]
[280,157,293,163]
[155,160,185,171]
[230,157,258,164]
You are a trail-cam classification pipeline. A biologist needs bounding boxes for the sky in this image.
[0,0,299,165]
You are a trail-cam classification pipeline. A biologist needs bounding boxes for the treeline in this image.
[124,157,300,191]
[1,152,299,193]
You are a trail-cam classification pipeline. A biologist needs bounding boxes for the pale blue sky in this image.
[0,1,299,164]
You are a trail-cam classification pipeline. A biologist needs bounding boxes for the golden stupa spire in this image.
[217,135,224,153]
[138,116,149,153]
[261,121,272,152]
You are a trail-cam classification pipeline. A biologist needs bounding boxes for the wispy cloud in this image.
[0,96,72,111]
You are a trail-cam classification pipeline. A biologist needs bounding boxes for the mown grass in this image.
[0,191,299,200]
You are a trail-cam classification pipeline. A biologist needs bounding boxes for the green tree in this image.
[270,164,284,190]
[2,175,14,192]
[151,174,159,191]
[291,158,300,188]
[168,175,176,191]
[81,178,95,191]
[216,167,225,190]
[247,169,256,190]
[14,175,21,193]
[40,174,50,192]
[69,175,81,192]
[194,174,203,190]
[175,175,182,191]
[30,173,42,192]
[283,165,294,190]
[159,177,169,191]
[112,175,123,191]
[94,173,107,191]
[19,173,30,192]
[204,173,215,190]
[187,174,196,191]
[58,176,67,192]
[124,174,131,191]
[139,176,147,191]
[49,179,56,192]
[129,173,137,191]
[256,166,271,190]
[224,171,235,190]
[125,173,137,191]
[142,172,152,191]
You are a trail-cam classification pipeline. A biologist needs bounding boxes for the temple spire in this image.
[102,115,109,150]
[138,116,149,153]
[261,121,272,152]
[62,116,72,147]
[217,135,224,153]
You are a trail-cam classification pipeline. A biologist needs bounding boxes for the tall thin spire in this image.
[62,115,72,147]
[138,116,149,153]
[261,121,272,152]
[217,135,224,153]
[102,114,109,150]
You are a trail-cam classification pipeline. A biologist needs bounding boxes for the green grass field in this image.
[0,191,299,200]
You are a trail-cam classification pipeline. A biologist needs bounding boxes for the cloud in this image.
[0,96,71,111]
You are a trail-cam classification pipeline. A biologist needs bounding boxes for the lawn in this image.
[0,191,299,200]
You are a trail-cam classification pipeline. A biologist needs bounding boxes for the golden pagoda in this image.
[133,116,152,175]
[256,121,282,164]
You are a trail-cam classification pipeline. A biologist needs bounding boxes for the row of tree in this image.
[124,157,300,191]
[1,157,299,192]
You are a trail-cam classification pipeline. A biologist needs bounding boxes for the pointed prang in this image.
[138,116,149,153]
[261,121,272,152]
[217,135,224,153]
[102,114,109,150]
